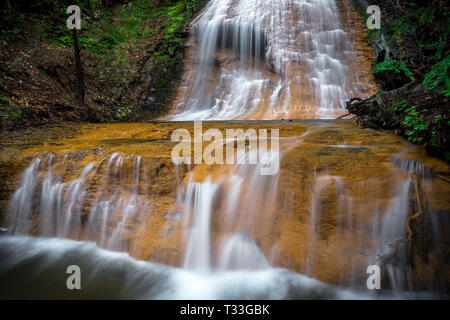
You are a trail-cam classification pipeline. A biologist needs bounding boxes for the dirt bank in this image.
[0,0,206,130]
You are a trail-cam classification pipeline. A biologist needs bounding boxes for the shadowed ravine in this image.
[0,0,449,300]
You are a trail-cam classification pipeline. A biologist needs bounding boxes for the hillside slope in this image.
[0,0,206,129]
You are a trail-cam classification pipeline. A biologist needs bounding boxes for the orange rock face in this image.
[1,121,449,289]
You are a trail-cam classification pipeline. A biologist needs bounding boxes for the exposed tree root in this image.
[408,174,423,238]
[374,170,429,285]
[374,239,408,281]
[336,113,351,119]
[436,174,450,184]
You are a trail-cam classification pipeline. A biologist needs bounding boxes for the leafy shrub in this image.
[115,106,131,120]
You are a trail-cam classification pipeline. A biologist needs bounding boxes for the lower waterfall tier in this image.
[0,120,449,292]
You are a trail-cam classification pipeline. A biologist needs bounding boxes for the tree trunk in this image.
[72,28,85,106]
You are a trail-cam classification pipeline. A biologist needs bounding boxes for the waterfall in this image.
[183,179,219,272]
[305,175,344,277]
[2,122,448,297]
[0,236,382,299]
[180,141,283,273]
[6,154,146,253]
[217,232,270,270]
[375,158,438,291]
[0,0,448,300]
[169,0,375,120]
[8,159,42,235]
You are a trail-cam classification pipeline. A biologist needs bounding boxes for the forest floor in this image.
[0,0,206,130]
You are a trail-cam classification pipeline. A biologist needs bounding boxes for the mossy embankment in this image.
[0,0,206,130]
[348,0,449,162]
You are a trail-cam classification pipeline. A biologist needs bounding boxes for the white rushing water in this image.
[170,0,370,120]
[6,153,147,253]
[0,236,437,299]
[180,132,288,273]
[0,0,445,300]
[183,179,219,272]
[3,139,444,297]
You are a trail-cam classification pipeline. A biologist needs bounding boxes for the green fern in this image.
[423,55,450,92]
[372,58,415,82]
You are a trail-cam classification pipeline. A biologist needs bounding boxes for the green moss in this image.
[144,0,206,114]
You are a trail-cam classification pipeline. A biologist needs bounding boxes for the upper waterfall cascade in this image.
[168,0,376,120]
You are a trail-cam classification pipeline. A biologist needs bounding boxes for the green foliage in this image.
[155,2,186,35]
[361,2,449,159]
[389,96,446,146]
[392,98,409,112]
[423,55,450,93]
[389,6,449,60]
[0,93,10,105]
[0,94,21,119]
[401,106,428,143]
[51,0,155,55]
[79,0,102,12]
[433,114,448,124]
[390,14,416,40]
[152,2,203,70]
[115,106,132,120]
[154,0,204,37]
[9,109,21,119]
[3,0,12,15]
[372,58,415,82]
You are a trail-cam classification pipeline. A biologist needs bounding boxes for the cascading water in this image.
[183,179,219,272]
[6,153,148,254]
[1,120,449,298]
[168,0,376,120]
[0,0,448,300]
[217,232,270,270]
[375,157,440,292]
[180,138,285,273]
